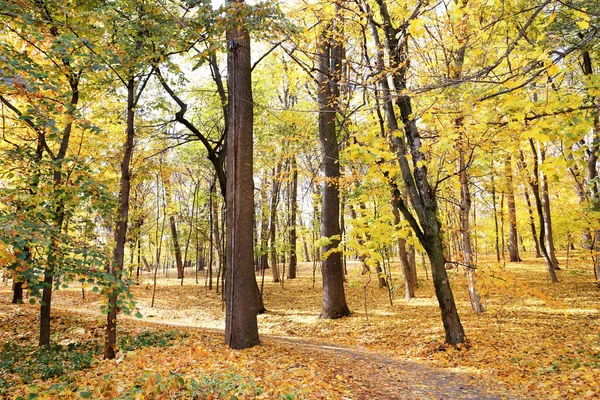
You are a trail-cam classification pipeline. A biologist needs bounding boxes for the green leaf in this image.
[80,391,93,399]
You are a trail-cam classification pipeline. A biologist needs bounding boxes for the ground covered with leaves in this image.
[1,253,599,399]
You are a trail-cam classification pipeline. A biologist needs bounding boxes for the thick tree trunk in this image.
[506,157,521,262]
[317,9,350,319]
[105,76,135,359]
[224,5,260,349]
[288,157,298,279]
[12,280,23,304]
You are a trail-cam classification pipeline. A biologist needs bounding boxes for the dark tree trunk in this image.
[361,0,464,344]
[104,76,135,359]
[490,173,501,262]
[506,157,521,262]
[524,189,542,257]
[317,7,350,319]
[288,157,298,279]
[374,0,465,344]
[269,163,282,283]
[398,237,415,299]
[40,72,78,347]
[407,242,417,287]
[540,149,559,268]
[169,215,184,279]
[12,281,23,304]
[224,4,260,349]
[526,141,559,282]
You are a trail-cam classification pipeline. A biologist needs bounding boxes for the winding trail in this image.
[124,316,516,399]
[258,335,514,400]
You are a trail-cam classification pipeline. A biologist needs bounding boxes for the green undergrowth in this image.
[0,329,185,395]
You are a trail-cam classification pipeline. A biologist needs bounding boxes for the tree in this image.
[316,1,350,319]
[224,0,260,349]
[362,0,466,344]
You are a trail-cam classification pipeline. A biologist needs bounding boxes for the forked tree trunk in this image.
[40,75,78,347]
[224,2,260,349]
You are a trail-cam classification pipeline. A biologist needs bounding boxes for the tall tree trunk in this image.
[524,189,542,257]
[288,157,298,279]
[224,2,260,349]
[105,76,135,359]
[506,157,521,262]
[40,74,78,347]
[300,214,311,262]
[376,0,465,344]
[317,5,350,319]
[526,142,559,282]
[458,141,483,313]
[363,0,464,344]
[269,163,282,283]
[540,149,559,268]
[491,173,501,263]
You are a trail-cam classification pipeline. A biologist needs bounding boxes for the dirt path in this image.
[116,317,517,399]
[260,335,515,400]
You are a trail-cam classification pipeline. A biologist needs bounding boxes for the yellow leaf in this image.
[577,20,589,30]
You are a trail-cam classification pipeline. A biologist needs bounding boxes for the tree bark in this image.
[288,157,298,279]
[269,163,282,283]
[224,2,260,348]
[524,188,542,257]
[375,0,465,344]
[105,76,135,359]
[526,142,559,282]
[317,5,350,319]
[490,173,501,263]
[506,157,521,262]
[362,0,465,344]
[12,281,24,304]
[540,149,559,268]
[458,142,483,313]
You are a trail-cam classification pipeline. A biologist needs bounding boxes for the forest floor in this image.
[1,253,600,399]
